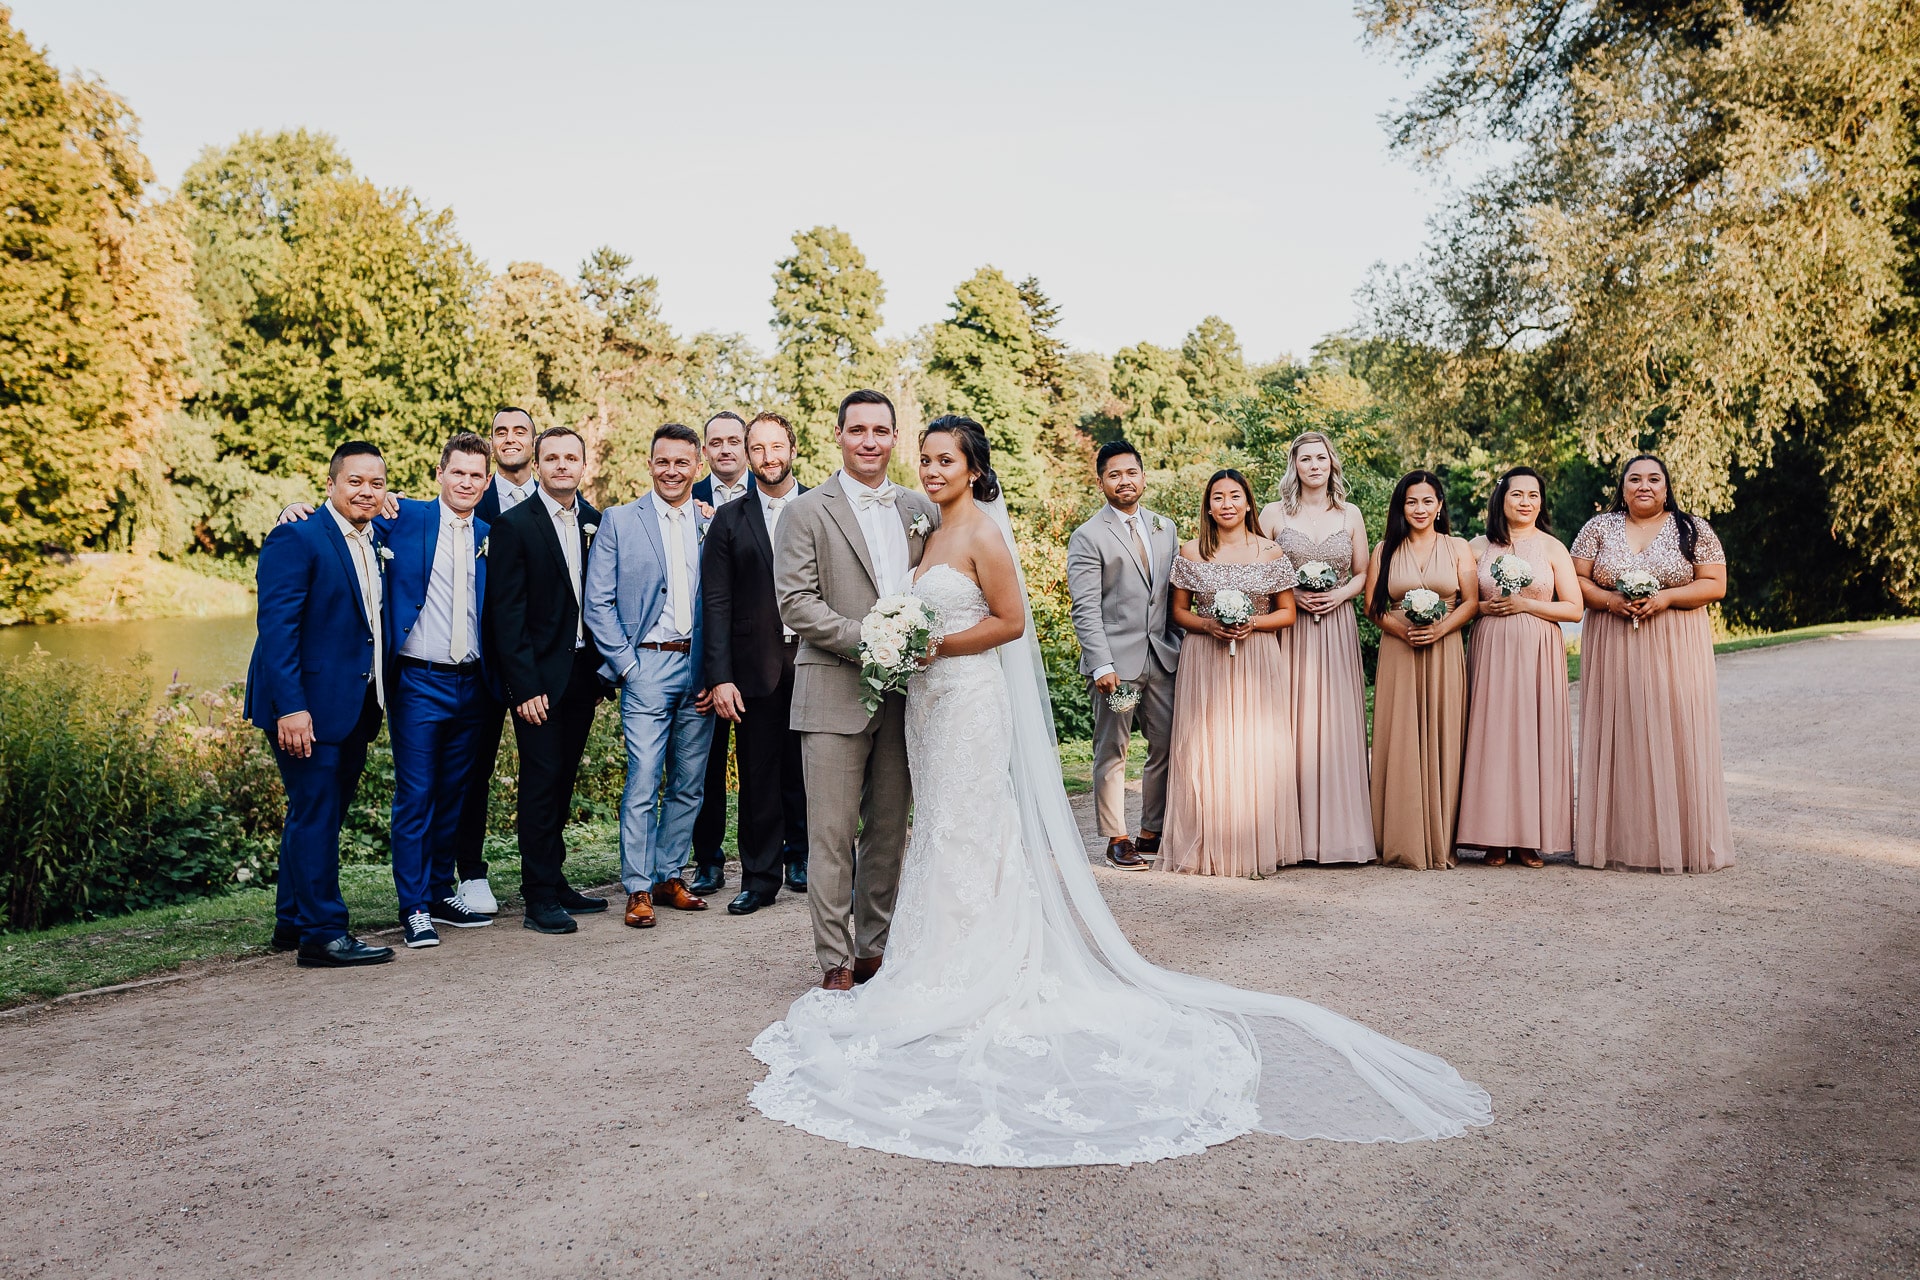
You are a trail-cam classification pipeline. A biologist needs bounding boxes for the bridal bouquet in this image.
[1616,569,1661,630]
[858,594,939,714]
[1210,588,1255,656]
[1295,560,1338,624]
[1401,587,1447,627]
[1488,553,1534,598]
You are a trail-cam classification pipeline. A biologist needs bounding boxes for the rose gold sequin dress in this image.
[1569,512,1734,873]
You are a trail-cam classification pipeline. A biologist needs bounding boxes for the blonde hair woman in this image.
[1257,433,1374,864]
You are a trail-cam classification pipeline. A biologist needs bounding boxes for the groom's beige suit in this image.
[775,472,941,971]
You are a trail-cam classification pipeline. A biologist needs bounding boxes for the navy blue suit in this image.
[379,499,496,915]
[245,511,385,947]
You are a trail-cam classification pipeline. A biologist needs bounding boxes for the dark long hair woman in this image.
[1568,453,1733,873]
[1362,470,1480,869]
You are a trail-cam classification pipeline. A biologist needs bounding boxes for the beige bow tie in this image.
[852,487,896,511]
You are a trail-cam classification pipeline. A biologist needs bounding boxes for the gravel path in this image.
[5,626,1917,1279]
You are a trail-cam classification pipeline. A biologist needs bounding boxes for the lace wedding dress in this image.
[750,513,1492,1167]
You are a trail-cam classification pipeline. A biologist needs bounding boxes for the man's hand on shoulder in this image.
[276,493,400,524]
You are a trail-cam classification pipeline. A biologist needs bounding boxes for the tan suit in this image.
[774,472,940,970]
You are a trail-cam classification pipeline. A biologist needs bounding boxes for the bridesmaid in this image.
[1364,471,1479,870]
[1457,467,1580,867]
[1161,469,1302,877]
[1257,431,1374,864]
[1570,454,1734,873]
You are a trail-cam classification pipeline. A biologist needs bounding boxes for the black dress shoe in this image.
[727,889,779,915]
[523,900,579,933]
[688,865,726,897]
[784,862,808,893]
[296,935,396,968]
[555,886,608,914]
[270,926,300,953]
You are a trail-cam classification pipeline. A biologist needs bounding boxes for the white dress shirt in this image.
[642,494,701,645]
[1088,505,1154,685]
[707,473,750,507]
[327,503,385,707]
[494,472,539,510]
[840,470,911,596]
[759,483,798,637]
[539,488,587,648]
[398,498,478,665]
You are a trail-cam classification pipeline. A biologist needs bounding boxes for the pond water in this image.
[0,614,257,695]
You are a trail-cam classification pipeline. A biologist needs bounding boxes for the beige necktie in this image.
[348,528,385,708]
[450,516,472,663]
[1129,516,1152,582]
[557,506,583,645]
[665,505,691,635]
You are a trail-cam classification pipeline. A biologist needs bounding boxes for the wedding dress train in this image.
[750,521,1492,1167]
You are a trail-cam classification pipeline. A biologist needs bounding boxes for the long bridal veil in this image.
[978,496,1492,1142]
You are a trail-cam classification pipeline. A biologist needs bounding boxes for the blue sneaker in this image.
[402,909,440,948]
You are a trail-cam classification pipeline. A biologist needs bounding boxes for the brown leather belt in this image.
[637,640,691,653]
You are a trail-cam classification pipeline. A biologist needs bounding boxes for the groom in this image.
[775,389,939,990]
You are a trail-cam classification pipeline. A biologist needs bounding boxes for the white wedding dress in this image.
[750,506,1492,1166]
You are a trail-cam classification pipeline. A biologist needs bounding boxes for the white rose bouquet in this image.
[1209,587,1255,656]
[1295,560,1338,624]
[1489,553,1534,598]
[1615,569,1661,630]
[858,594,940,714]
[1401,587,1447,627]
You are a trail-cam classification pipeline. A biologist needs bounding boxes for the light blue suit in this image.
[584,491,716,894]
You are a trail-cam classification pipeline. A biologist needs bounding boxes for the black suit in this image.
[701,484,809,895]
[481,490,604,907]
[690,473,755,870]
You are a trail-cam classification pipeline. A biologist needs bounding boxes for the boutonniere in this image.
[908,512,932,539]
[376,545,395,565]
[1152,514,1170,535]
[582,522,598,551]
[476,535,489,559]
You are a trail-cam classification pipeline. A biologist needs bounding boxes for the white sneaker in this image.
[456,878,498,915]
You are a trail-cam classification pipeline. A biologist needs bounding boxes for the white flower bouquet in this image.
[1489,553,1534,598]
[1615,569,1661,630]
[1106,682,1142,714]
[1401,587,1447,627]
[1295,559,1338,624]
[1210,587,1255,656]
[858,594,939,714]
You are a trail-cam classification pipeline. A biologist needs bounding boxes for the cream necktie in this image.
[664,505,691,635]
[450,516,472,663]
[1128,516,1152,581]
[557,506,583,644]
[348,527,385,708]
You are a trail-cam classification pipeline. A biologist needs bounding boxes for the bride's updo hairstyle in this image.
[922,415,1001,502]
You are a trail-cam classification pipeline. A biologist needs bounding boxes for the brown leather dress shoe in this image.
[1106,838,1149,871]
[852,953,883,984]
[1134,830,1162,856]
[624,891,655,928]
[821,966,855,991]
[653,877,708,911]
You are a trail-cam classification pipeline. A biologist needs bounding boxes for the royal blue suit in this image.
[245,511,385,947]
[378,499,496,915]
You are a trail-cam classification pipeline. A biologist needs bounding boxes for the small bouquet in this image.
[1615,569,1661,630]
[857,594,939,714]
[1488,553,1534,598]
[1210,588,1255,655]
[1295,560,1339,624]
[1106,682,1142,714]
[1401,587,1447,627]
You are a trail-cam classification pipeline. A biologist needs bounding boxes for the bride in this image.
[750,417,1492,1166]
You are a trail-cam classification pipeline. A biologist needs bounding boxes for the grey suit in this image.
[1067,505,1182,839]
[774,472,940,971]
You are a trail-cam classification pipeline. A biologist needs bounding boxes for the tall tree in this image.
[1103,342,1202,468]
[1179,315,1252,409]
[770,226,889,478]
[923,266,1048,505]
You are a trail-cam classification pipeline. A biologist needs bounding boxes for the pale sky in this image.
[17,0,1451,363]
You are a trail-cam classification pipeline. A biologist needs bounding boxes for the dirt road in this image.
[5,626,1917,1279]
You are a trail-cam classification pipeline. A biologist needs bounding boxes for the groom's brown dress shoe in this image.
[624,891,655,928]
[852,953,883,984]
[1106,838,1149,871]
[1133,830,1162,856]
[821,966,856,991]
[654,877,708,911]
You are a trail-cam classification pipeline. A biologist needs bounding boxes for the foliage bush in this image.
[0,654,280,931]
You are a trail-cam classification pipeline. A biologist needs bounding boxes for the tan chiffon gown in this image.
[1570,513,1734,873]
[1457,533,1574,855]
[1370,537,1471,870]
[1274,527,1374,863]
[1160,556,1303,876]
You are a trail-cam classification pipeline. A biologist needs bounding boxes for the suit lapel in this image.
[1104,508,1151,588]
[821,475,880,593]
[320,511,371,630]
[745,493,773,565]
[633,492,668,580]
[419,500,441,594]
